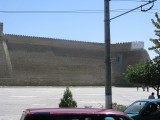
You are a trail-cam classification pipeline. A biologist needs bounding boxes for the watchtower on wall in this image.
[0,22,150,86]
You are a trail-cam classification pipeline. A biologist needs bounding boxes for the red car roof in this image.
[25,108,127,116]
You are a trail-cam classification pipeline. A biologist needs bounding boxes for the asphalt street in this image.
[0,86,156,120]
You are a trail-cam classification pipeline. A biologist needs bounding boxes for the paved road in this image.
[0,86,156,120]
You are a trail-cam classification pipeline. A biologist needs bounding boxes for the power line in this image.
[111,8,159,12]
[0,10,102,14]
[110,0,156,20]
[0,9,159,14]
[111,0,150,2]
[111,10,159,14]
[0,0,157,14]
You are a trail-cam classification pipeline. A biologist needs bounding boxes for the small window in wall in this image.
[115,54,122,65]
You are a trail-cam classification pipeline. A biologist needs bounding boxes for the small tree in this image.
[59,87,77,108]
[124,60,160,98]
[149,12,160,56]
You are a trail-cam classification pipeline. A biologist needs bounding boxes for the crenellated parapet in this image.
[3,33,104,52]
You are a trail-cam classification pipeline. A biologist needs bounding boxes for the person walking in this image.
[148,92,155,99]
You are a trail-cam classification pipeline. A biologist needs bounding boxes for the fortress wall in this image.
[0,34,150,86]
[1,38,105,86]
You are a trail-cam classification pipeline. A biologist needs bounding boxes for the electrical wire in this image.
[0,0,157,14]
[111,8,159,12]
[0,9,159,14]
[0,10,103,14]
[110,0,156,20]
[111,0,150,2]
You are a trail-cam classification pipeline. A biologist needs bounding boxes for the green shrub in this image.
[59,87,77,108]
[112,103,127,112]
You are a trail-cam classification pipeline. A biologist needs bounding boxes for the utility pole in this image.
[104,0,112,109]
[103,0,156,109]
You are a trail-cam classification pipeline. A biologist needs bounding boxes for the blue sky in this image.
[0,0,159,59]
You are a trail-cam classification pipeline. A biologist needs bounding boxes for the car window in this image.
[155,102,160,111]
[105,117,114,120]
[20,114,130,120]
[24,113,51,120]
[105,116,129,120]
[144,102,160,115]
[53,115,94,120]
[124,101,147,114]
[52,115,126,120]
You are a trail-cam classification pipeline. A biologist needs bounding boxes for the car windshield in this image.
[124,101,148,114]
[53,115,95,120]
[23,114,105,120]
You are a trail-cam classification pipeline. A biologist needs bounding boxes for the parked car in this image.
[124,99,160,120]
[20,108,133,120]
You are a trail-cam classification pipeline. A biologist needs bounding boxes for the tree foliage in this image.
[149,12,160,55]
[59,87,77,108]
[124,13,160,98]
[124,60,160,98]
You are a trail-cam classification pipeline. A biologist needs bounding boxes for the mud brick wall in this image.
[0,34,149,86]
